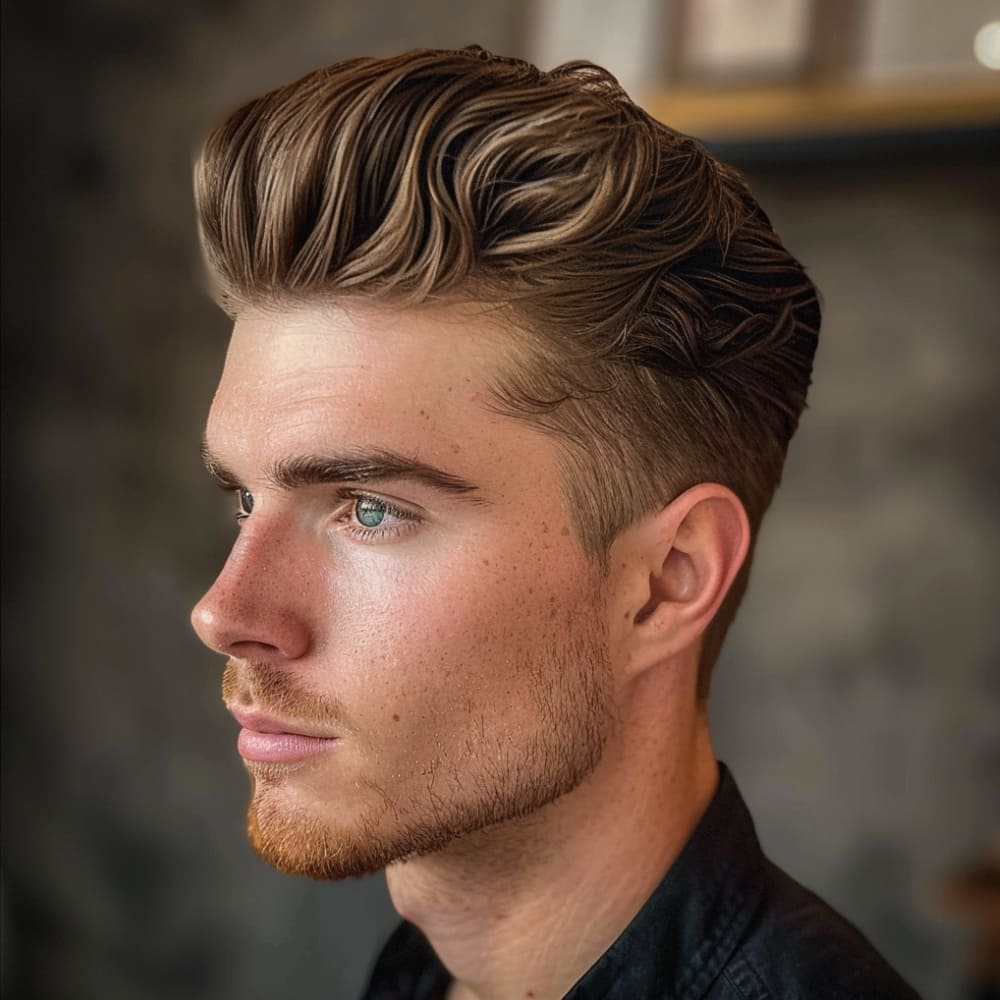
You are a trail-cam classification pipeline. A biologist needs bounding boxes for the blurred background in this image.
[2,0,998,997]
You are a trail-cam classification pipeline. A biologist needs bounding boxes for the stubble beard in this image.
[223,620,616,881]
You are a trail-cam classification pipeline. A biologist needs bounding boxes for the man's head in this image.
[190,46,819,880]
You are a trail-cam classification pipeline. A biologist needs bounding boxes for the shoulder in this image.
[706,859,922,1000]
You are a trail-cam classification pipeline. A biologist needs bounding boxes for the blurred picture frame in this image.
[666,0,865,86]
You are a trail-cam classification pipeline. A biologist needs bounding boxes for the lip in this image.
[228,705,340,763]
[237,728,340,763]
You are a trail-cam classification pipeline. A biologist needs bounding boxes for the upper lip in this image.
[228,705,336,739]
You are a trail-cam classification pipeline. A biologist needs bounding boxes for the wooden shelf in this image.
[642,76,1000,142]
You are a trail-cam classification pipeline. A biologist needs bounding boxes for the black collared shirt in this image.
[361,764,920,999]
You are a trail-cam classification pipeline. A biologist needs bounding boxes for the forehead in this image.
[228,297,505,375]
[206,300,549,485]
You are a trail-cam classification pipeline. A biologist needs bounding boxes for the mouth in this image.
[228,705,341,764]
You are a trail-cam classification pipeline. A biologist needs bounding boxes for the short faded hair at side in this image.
[194,45,821,700]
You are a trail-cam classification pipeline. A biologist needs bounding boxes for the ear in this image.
[608,484,750,681]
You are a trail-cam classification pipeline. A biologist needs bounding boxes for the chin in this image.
[244,760,604,882]
[246,793,394,881]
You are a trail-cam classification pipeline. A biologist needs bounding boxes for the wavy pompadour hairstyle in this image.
[194,45,821,700]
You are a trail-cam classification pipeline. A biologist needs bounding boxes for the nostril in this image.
[229,639,287,660]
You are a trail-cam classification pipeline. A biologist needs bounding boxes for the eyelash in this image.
[337,490,420,541]
[232,488,420,542]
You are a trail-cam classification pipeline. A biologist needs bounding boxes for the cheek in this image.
[325,543,575,717]
[338,536,560,631]
[415,552,563,654]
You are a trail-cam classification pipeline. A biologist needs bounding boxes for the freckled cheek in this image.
[412,558,554,649]
[322,552,557,697]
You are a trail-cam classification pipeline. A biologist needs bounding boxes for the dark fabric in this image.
[361,764,921,999]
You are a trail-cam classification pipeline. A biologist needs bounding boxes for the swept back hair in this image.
[194,45,821,699]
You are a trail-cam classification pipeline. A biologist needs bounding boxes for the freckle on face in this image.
[206,302,617,882]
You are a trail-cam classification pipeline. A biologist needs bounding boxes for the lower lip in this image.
[237,729,341,763]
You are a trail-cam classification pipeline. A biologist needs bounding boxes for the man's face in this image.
[191,301,617,879]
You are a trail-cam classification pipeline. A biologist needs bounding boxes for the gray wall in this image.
[3,2,997,998]
[711,154,1000,1000]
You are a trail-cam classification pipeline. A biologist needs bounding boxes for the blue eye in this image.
[341,493,420,541]
[355,496,387,527]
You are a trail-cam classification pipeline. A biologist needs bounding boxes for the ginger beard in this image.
[221,614,617,882]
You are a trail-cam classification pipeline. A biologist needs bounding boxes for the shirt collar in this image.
[562,762,766,999]
[363,762,766,1000]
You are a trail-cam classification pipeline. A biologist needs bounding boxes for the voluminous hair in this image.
[194,45,821,699]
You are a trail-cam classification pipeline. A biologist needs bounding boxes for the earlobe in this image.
[618,485,750,677]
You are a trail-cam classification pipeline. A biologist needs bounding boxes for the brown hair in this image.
[194,45,820,700]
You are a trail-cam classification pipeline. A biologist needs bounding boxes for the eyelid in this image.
[337,487,421,514]
[335,488,422,541]
[223,483,425,534]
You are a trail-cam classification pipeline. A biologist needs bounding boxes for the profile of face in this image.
[191,301,619,880]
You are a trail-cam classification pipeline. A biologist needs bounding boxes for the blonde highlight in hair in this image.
[194,45,821,699]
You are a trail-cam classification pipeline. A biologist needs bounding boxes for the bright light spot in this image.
[973,21,1000,69]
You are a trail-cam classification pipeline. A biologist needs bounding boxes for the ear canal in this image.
[634,571,659,625]
[635,547,700,626]
[634,547,697,626]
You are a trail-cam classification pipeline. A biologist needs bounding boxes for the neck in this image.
[385,671,718,1000]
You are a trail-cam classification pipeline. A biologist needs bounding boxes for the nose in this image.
[191,522,312,661]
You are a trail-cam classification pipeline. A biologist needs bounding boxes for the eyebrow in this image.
[201,440,490,504]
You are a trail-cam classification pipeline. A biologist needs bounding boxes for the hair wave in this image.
[194,45,821,697]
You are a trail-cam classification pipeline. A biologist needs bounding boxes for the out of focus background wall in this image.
[3,1,998,998]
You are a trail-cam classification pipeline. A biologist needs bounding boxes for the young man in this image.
[190,46,918,1000]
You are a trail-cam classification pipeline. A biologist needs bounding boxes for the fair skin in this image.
[191,299,750,1000]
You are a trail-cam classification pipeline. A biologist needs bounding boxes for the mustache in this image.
[221,659,348,732]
